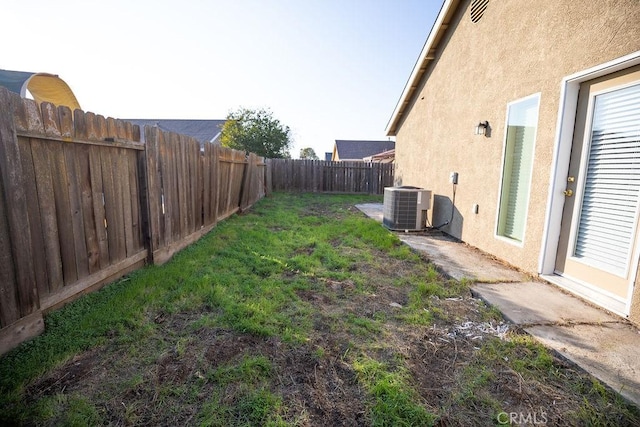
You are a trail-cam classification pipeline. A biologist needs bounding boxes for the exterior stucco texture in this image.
[393,0,640,321]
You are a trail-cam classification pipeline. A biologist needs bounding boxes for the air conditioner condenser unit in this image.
[383,186,431,231]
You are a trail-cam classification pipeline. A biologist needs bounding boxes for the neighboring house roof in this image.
[126,119,226,144]
[332,140,396,161]
[385,0,457,136]
[0,68,81,110]
[325,152,333,161]
[364,148,395,163]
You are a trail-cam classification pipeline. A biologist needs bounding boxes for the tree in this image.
[220,107,292,158]
[299,147,319,160]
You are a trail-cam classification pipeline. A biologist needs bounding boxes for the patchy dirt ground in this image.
[12,197,640,426]
[23,275,637,426]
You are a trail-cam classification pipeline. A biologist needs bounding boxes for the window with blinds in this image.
[497,95,540,242]
[572,83,640,275]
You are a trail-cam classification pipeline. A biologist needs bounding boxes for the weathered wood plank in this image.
[118,148,135,257]
[178,134,189,238]
[202,144,212,225]
[0,311,44,356]
[152,223,216,266]
[195,140,203,229]
[49,139,77,285]
[211,144,219,224]
[128,150,142,250]
[100,146,122,264]
[136,148,150,257]
[0,156,19,328]
[106,117,118,140]
[41,102,61,138]
[96,114,108,141]
[64,142,90,279]
[58,106,73,140]
[144,126,162,253]
[17,137,49,297]
[165,131,179,242]
[40,250,148,311]
[85,112,109,269]
[0,88,38,317]
[23,98,44,135]
[158,129,172,246]
[73,111,101,275]
[29,137,63,294]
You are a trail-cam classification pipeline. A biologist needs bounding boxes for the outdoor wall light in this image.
[475,121,489,136]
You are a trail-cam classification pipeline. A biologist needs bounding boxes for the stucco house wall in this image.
[392,0,640,321]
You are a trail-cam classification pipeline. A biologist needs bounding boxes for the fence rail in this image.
[267,159,394,194]
[0,87,395,354]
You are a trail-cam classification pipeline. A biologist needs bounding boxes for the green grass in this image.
[0,192,638,426]
[354,355,437,426]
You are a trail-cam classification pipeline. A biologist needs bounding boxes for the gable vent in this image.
[470,0,489,23]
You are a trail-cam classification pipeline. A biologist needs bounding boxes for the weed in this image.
[353,355,437,426]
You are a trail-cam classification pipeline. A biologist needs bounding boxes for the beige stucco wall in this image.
[394,0,640,320]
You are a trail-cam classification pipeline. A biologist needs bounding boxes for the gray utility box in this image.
[383,186,431,231]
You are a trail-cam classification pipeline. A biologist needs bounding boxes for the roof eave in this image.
[385,0,459,136]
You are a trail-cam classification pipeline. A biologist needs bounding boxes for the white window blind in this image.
[573,83,640,275]
[497,96,539,241]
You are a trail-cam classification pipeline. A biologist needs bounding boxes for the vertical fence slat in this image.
[0,88,38,317]
[73,110,100,275]
[120,148,135,257]
[202,144,212,225]
[99,135,123,264]
[14,103,49,298]
[144,126,162,255]
[0,169,19,327]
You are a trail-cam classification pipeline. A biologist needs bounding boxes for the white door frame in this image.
[539,50,640,316]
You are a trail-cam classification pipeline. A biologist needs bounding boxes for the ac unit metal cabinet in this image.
[383,187,431,231]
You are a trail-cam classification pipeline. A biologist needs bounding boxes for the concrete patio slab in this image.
[527,322,640,405]
[471,281,620,325]
[397,234,530,283]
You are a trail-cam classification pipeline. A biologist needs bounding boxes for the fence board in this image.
[128,150,142,250]
[202,144,212,224]
[100,145,121,264]
[120,149,135,257]
[0,167,19,328]
[29,137,63,294]
[143,126,161,253]
[75,137,101,275]
[211,144,220,223]
[18,138,49,296]
[88,144,109,270]
[0,89,38,318]
[64,142,90,279]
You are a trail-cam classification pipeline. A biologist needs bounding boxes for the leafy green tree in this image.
[220,107,292,158]
[299,147,319,160]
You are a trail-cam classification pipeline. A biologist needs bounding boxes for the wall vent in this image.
[383,187,431,231]
[470,0,489,23]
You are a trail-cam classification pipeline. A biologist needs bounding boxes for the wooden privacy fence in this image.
[266,159,394,194]
[0,87,265,354]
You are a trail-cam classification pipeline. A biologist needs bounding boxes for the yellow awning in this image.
[0,69,81,110]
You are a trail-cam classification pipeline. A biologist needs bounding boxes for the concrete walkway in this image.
[356,203,640,406]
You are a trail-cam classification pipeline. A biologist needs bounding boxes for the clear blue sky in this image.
[3,0,443,158]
